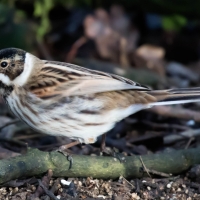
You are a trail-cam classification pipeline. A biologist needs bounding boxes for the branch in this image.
[149,105,200,122]
[0,147,200,184]
[0,119,20,131]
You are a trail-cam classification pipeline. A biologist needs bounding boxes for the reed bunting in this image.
[0,47,200,149]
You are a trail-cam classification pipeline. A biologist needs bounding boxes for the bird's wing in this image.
[29,60,150,99]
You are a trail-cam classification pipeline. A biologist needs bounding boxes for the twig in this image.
[37,40,53,60]
[139,156,152,178]
[120,175,135,188]
[50,178,61,194]
[144,169,172,178]
[0,146,20,159]
[128,131,165,144]
[15,133,45,140]
[149,105,200,122]
[139,156,172,178]
[164,129,200,144]
[38,179,59,200]
[185,137,195,149]
[66,36,87,62]
[135,179,140,193]
[31,169,55,199]
[153,175,180,182]
[0,137,27,147]
[119,37,130,67]
[141,120,190,131]
[0,119,20,131]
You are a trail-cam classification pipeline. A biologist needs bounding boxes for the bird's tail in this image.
[147,87,200,106]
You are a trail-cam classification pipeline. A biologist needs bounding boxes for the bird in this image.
[0,47,200,151]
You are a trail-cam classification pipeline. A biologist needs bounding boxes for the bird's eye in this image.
[1,61,8,68]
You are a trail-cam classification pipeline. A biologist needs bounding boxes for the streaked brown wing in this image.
[29,61,150,99]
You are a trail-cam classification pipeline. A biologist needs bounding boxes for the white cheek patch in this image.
[13,53,35,86]
[0,73,11,85]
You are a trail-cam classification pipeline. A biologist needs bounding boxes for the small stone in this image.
[78,181,82,187]
[182,184,186,188]
[13,187,18,193]
[186,120,195,126]
[61,179,71,186]
[97,195,106,199]
[167,183,172,189]
[147,186,151,191]
[131,193,140,200]
[31,185,36,192]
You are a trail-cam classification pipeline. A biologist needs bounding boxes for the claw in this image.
[67,155,73,170]
[55,140,80,170]
[56,149,73,170]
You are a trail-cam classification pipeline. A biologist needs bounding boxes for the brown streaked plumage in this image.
[0,47,200,146]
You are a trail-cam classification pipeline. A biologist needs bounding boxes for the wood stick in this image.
[0,147,200,184]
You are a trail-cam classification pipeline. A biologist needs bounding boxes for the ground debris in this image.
[0,175,199,200]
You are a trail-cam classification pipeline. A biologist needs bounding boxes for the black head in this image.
[0,48,26,81]
[0,48,27,96]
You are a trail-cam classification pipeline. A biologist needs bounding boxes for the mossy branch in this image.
[0,147,200,184]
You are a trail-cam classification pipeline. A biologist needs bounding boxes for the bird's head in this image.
[0,48,39,96]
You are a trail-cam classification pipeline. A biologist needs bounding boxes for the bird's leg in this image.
[100,133,107,153]
[100,134,126,163]
[100,133,114,155]
[100,133,114,156]
[59,140,80,151]
[57,140,80,169]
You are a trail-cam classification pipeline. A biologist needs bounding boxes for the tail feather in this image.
[147,87,200,106]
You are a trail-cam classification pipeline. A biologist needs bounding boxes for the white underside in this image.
[6,89,149,144]
[6,88,200,144]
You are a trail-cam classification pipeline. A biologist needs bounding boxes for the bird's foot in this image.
[100,147,126,163]
[56,141,80,170]
[56,148,73,170]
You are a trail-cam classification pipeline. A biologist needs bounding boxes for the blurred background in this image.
[1,0,200,87]
[1,0,200,78]
[2,1,200,198]
[1,0,200,155]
